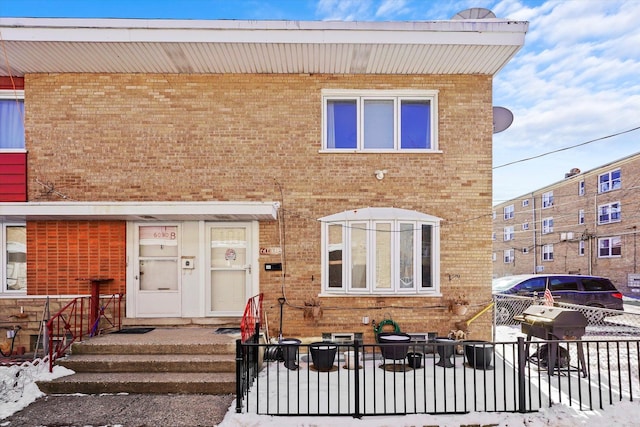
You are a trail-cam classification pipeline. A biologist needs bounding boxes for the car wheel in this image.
[495,303,513,325]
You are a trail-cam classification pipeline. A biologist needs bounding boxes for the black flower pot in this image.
[309,342,337,371]
[406,352,423,368]
[280,338,301,370]
[463,340,494,370]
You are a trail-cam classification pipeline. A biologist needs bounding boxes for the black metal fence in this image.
[236,337,640,417]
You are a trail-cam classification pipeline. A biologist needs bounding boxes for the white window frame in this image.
[504,226,514,241]
[492,232,496,241]
[579,180,585,196]
[1,223,27,295]
[522,222,529,231]
[542,244,554,261]
[598,202,621,224]
[542,191,554,209]
[598,236,621,258]
[320,208,441,296]
[321,89,439,153]
[504,205,514,220]
[504,249,514,263]
[0,90,25,151]
[578,209,585,224]
[599,169,621,193]
[522,199,529,207]
[542,217,554,234]
[492,252,497,262]
[522,247,529,254]
[579,241,585,256]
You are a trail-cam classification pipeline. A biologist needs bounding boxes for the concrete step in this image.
[37,372,237,395]
[70,341,236,355]
[56,353,236,373]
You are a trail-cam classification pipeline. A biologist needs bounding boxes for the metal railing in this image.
[46,293,123,372]
[240,293,263,343]
[235,337,640,416]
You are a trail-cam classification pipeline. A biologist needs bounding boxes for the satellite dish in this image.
[493,106,514,134]
[452,8,497,20]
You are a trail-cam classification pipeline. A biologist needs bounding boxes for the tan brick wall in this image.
[493,154,640,294]
[20,73,495,340]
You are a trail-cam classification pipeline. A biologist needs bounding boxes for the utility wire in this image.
[493,126,640,170]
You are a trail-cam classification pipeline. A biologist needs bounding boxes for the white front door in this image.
[134,224,182,317]
[206,223,252,316]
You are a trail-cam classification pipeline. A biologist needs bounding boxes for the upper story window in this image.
[522,199,529,207]
[321,208,440,295]
[579,240,585,256]
[599,169,621,193]
[579,181,585,196]
[542,217,554,234]
[542,244,554,261]
[542,191,554,208]
[578,209,585,224]
[504,226,514,241]
[503,205,514,220]
[2,224,26,295]
[522,222,529,230]
[322,90,438,152]
[0,91,25,150]
[598,236,621,258]
[504,249,514,263]
[598,202,621,224]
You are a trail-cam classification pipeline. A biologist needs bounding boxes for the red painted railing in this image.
[46,293,123,371]
[240,293,263,343]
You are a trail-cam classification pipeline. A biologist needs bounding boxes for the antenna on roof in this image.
[493,106,514,134]
[452,8,497,20]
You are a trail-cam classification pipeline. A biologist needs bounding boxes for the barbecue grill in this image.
[514,305,588,376]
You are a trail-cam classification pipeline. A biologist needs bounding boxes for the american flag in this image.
[544,286,554,306]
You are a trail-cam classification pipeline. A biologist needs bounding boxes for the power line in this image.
[493,126,640,170]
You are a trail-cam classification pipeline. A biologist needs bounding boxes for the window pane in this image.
[6,226,26,291]
[0,100,25,149]
[139,226,178,257]
[328,224,343,288]
[363,99,393,149]
[211,227,247,268]
[401,100,430,149]
[421,224,432,288]
[375,223,391,289]
[326,100,357,149]
[351,223,367,289]
[399,223,414,288]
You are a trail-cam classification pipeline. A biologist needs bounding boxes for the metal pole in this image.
[277,297,286,342]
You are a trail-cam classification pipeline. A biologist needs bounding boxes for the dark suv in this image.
[493,274,624,324]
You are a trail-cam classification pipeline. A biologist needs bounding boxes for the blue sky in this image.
[1,0,639,204]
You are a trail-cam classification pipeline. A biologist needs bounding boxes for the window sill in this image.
[318,149,443,154]
[318,292,442,298]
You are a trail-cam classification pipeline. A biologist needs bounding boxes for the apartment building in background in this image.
[492,151,640,296]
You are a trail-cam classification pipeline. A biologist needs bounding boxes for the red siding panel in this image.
[0,152,27,201]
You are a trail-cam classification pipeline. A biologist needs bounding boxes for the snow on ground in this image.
[2,326,639,426]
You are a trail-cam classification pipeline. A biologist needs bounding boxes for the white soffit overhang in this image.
[320,207,442,223]
[0,18,528,76]
[0,201,279,221]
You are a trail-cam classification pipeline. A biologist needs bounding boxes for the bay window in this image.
[321,208,440,295]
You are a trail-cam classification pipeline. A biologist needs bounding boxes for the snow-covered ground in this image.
[2,327,639,426]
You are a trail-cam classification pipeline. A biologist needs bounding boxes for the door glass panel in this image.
[211,228,246,267]
[375,223,391,289]
[139,260,178,291]
[211,270,246,312]
[138,226,178,291]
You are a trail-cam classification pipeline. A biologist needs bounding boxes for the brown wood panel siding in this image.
[0,152,27,201]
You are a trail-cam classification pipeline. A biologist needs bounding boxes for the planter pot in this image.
[280,338,301,370]
[463,340,494,370]
[344,351,361,369]
[406,352,423,368]
[309,342,337,371]
[435,337,456,368]
[377,332,411,361]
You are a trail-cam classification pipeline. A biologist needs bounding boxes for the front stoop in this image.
[37,328,239,395]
